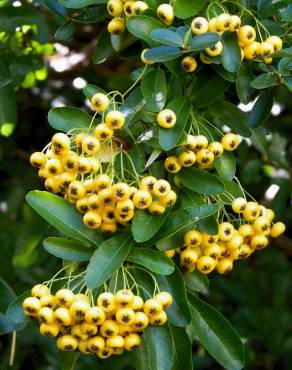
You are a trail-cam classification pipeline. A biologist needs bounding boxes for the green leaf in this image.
[212,65,237,82]
[143,325,173,370]
[141,69,166,112]
[214,151,236,181]
[0,313,22,335]
[83,84,106,101]
[221,32,241,73]
[26,191,102,247]
[251,73,278,89]
[184,271,209,294]
[189,294,245,370]
[0,85,17,133]
[59,0,106,8]
[131,209,170,243]
[194,75,230,108]
[43,237,93,262]
[156,204,219,248]
[43,0,68,17]
[121,87,145,126]
[73,6,107,23]
[127,15,165,46]
[198,215,218,235]
[144,46,182,62]
[132,338,151,370]
[158,96,192,150]
[127,248,174,275]
[85,233,133,289]
[93,29,115,64]
[280,4,292,21]
[169,323,193,370]
[206,2,223,18]
[149,29,183,47]
[236,62,254,104]
[173,0,205,19]
[48,107,97,132]
[55,21,76,41]
[0,279,16,313]
[189,33,220,52]
[155,266,191,326]
[0,7,49,43]
[210,100,251,137]
[6,291,30,326]
[247,90,274,129]
[270,47,292,58]
[178,168,225,195]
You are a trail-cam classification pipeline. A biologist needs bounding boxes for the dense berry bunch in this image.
[190,13,282,64]
[30,93,177,233]
[165,198,285,275]
[23,284,172,358]
[164,133,239,173]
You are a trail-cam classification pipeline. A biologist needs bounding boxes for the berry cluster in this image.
[78,176,176,232]
[30,93,177,233]
[164,133,239,173]
[139,10,283,68]
[165,198,286,275]
[190,13,282,64]
[107,0,149,34]
[22,284,172,358]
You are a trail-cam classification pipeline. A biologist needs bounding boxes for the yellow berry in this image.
[107,0,124,17]
[250,234,269,249]
[57,335,78,351]
[54,307,72,326]
[208,141,224,157]
[141,48,154,64]
[115,289,134,307]
[23,297,41,315]
[266,36,282,51]
[191,17,209,35]
[164,156,181,173]
[270,222,285,238]
[143,298,163,316]
[105,110,125,129]
[206,41,223,56]
[216,13,231,32]
[149,310,167,325]
[181,56,197,73]
[242,201,260,221]
[55,289,75,307]
[229,15,241,32]
[238,25,256,45]
[131,1,148,15]
[83,211,102,229]
[196,256,217,274]
[152,179,171,198]
[184,230,203,248]
[154,292,172,308]
[221,133,239,151]
[124,333,142,351]
[157,4,174,26]
[30,152,47,168]
[85,306,106,325]
[140,176,157,193]
[100,319,119,337]
[218,222,235,241]
[178,150,196,167]
[216,258,233,274]
[87,336,105,352]
[94,123,113,141]
[97,292,116,312]
[116,307,135,325]
[232,197,247,213]
[133,190,152,209]
[157,109,176,128]
[91,93,109,112]
[108,18,126,34]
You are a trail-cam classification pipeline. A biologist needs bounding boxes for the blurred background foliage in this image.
[0,0,291,369]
